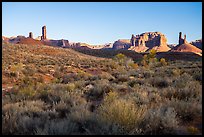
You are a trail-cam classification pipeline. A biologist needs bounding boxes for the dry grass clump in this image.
[96,92,147,132]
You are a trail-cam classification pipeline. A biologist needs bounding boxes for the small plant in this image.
[187,126,199,135]
[160,58,167,66]
[113,53,126,65]
[128,62,139,69]
[67,83,76,92]
[141,49,158,68]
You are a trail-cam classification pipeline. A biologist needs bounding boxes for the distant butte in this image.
[2,27,202,56]
[171,32,202,55]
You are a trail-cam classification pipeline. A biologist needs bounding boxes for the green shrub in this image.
[141,49,158,68]
[160,58,167,66]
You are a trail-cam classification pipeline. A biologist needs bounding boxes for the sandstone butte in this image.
[113,32,171,52]
[171,32,202,55]
[130,32,171,52]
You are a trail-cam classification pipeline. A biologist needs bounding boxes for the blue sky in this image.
[2,2,202,45]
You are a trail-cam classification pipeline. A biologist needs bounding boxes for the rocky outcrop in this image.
[112,39,131,50]
[190,39,202,50]
[8,35,26,44]
[130,32,170,52]
[41,26,47,40]
[178,32,187,45]
[42,39,70,47]
[2,36,9,43]
[16,38,44,45]
[172,33,202,55]
[29,32,33,39]
[167,44,177,49]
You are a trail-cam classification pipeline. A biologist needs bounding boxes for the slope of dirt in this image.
[156,51,202,61]
[172,43,202,54]
[17,38,44,45]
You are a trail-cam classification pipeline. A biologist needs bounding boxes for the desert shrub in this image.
[161,80,201,101]
[172,73,193,89]
[77,69,92,80]
[9,71,17,77]
[9,63,24,78]
[192,71,202,82]
[54,101,71,118]
[81,117,125,135]
[2,100,47,135]
[67,83,76,92]
[141,106,178,135]
[86,80,113,101]
[141,55,148,68]
[113,53,126,65]
[127,61,139,69]
[88,75,101,81]
[35,118,78,135]
[21,65,35,76]
[113,53,136,70]
[37,90,61,105]
[96,92,147,132]
[104,60,118,70]
[114,74,130,83]
[99,72,115,81]
[18,84,37,98]
[72,80,86,89]
[148,49,157,58]
[167,99,202,123]
[53,70,62,79]
[61,73,79,84]
[187,126,200,135]
[148,92,163,104]
[124,92,150,106]
[150,77,169,88]
[143,71,152,78]
[17,76,37,88]
[128,80,138,87]
[65,104,125,135]
[60,92,87,112]
[172,68,182,76]
[160,58,167,66]
[141,49,158,68]
[125,58,138,69]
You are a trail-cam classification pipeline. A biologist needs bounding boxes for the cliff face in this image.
[42,39,70,47]
[112,39,131,50]
[130,32,170,52]
[190,39,202,50]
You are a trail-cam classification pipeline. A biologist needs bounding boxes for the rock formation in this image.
[179,32,187,45]
[190,39,202,50]
[112,39,131,50]
[41,26,47,40]
[129,32,170,52]
[42,39,70,47]
[172,32,202,55]
[17,38,44,45]
[29,32,33,39]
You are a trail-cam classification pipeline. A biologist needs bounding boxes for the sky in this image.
[2,2,202,45]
